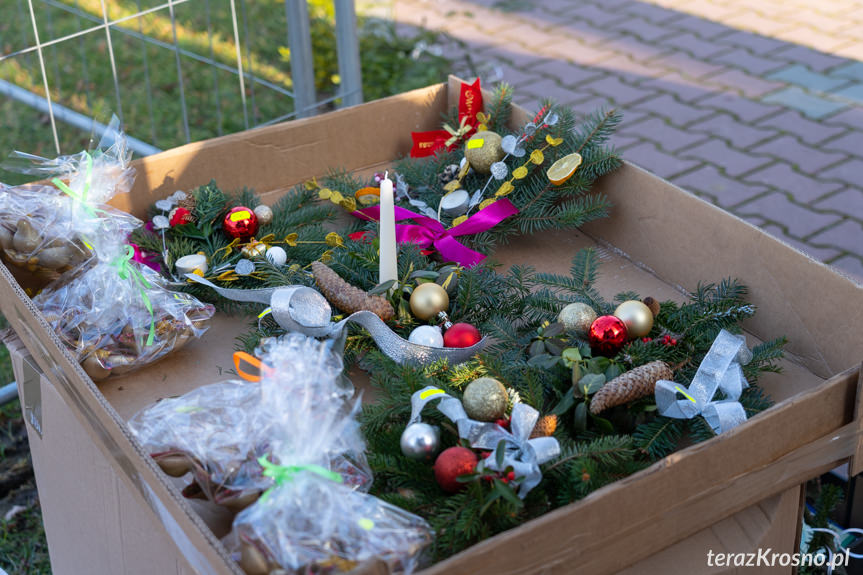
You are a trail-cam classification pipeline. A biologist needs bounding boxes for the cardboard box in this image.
[1,76,862,574]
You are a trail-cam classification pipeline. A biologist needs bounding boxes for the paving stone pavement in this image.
[390,0,863,282]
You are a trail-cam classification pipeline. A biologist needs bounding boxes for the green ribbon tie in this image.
[52,152,98,217]
[114,245,155,347]
[257,455,343,502]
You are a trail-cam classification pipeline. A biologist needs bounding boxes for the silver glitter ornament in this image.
[253,204,274,226]
[557,302,597,335]
[400,422,440,460]
[462,377,508,422]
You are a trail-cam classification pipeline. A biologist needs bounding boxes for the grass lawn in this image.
[0,0,460,184]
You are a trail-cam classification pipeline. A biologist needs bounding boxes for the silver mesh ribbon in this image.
[408,386,468,425]
[655,329,751,434]
[186,275,487,366]
[458,403,560,498]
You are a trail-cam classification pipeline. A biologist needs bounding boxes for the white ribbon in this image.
[459,403,560,498]
[655,329,752,434]
[408,387,560,498]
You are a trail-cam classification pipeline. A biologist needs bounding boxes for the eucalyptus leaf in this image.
[587,357,611,373]
[496,479,523,506]
[562,347,582,364]
[544,340,565,356]
[579,373,606,395]
[410,270,440,280]
[604,363,622,380]
[527,354,560,369]
[495,440,506,468]
[589,413,614,433]
[574,401,587,431]
[542,322,564,338]
[528,340,546,358]
[550,388,575,415]
[368,279,396,295]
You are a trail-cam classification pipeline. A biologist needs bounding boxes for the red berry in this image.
[506,471,516,481]
[669,338,677,346]
[641,337,652,343]
[494,418,510,429]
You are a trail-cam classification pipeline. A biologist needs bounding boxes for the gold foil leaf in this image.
[530,149,545,165]
[325,232,344,247]
[318,188,333,200]
[452,215,468,227]
[479,198,496,210]
[340,197,357,212]
[512,166,529,179]
[545,135,564,146]
[496,181,514,196]
[443,180,462,193]
[284,233,299,247]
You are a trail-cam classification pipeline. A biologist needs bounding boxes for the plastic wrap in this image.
[231,335,432,575]
[12,119,215,380]
[0,117,137,281]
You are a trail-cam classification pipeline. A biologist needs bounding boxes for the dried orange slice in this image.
[546,152,583,186]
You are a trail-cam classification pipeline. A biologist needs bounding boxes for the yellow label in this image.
[467,138,484,149]
[419,388,445,400]
[358,518,375,531]
[229,210,251,222]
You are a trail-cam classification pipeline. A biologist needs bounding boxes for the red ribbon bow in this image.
[354,198,518,268]
[410,78,483,158]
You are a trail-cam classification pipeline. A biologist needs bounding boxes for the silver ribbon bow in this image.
[186,276,487,366]
[459,403,560,498]
[407,387,559,498]
[655,329,752,434]
[408,386,468,425]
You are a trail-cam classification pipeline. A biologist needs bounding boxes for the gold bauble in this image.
[463,377,508,422]
[613,300,654,339]
[409,282,449,320]
[464,131,504,175]
[557,302,597,335]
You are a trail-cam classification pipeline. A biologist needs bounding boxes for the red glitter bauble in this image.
[434,447,478,493]
[588,315,628,357]
[169,207,192,227]
[223,206,259,239]
[443,323,481,348]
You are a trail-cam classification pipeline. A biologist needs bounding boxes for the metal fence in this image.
[0,0,364,157]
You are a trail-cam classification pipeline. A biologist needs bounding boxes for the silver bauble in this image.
[462,377,508,422]
[400,422,441,460]
[253,204,274,226]
[558,302,597,335]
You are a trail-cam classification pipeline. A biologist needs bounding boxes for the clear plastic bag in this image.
[34,258,215,381]
[0,117,137,281]
[230,335,432,575]
[14,118,215,380]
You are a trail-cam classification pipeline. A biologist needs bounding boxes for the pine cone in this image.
[438,164,459,187]
[642,296,660,317]
[529,414,558,438]
[311,261,395,322]
[589,360,672,414]
[177,192,196,213]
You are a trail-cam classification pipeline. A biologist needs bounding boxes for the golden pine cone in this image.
[177,192,196,212]
[529,414,558,438]
[642,296,660,317]
[311,261,395,322]
[589,360,672,414]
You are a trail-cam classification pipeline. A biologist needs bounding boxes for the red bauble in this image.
[588,315,628,357]
[223,206,259,239]
[169,207,192,227]
[443,323,481,348]
[434,447,478,493]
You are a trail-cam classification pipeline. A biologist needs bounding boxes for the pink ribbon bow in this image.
[354,198,518,267]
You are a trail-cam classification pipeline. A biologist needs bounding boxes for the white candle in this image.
[378,172,398,286]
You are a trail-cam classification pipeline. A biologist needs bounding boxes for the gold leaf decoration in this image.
[496,181,515,197]
[284,233,299,247]
[512,166,529,179]
[325,232,344,247]
[530,149,545,165]
[545,135,564,146]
